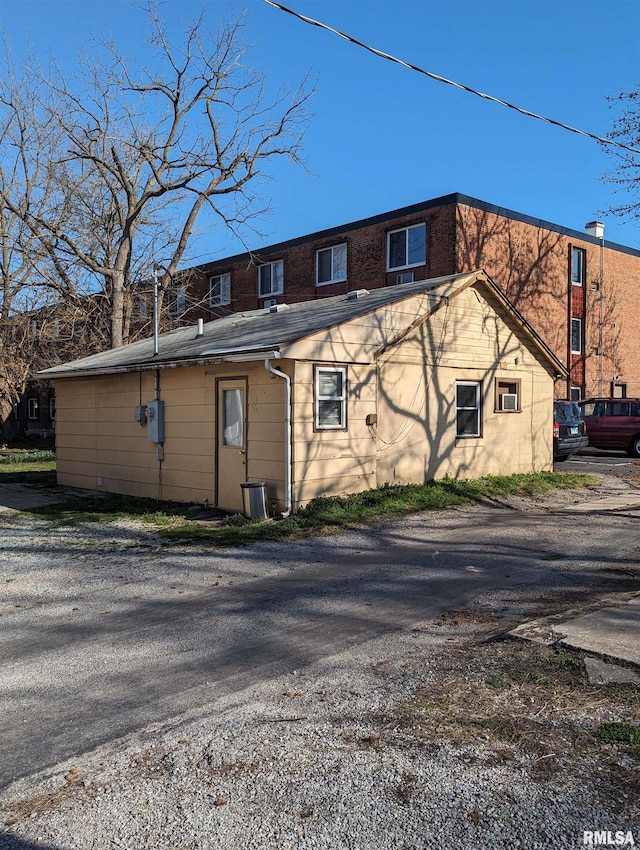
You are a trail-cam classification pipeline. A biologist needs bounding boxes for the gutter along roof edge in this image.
[44,349,283,379]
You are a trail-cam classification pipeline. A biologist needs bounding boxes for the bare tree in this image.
[0,50,76,431]
[601,86,640,227]
[0,2,312,350]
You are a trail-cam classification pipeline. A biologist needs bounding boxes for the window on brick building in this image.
[455,381,481,437]
[571,318,582,354]
[570,386,582,401]
[134,295,148,321]
[258,260,284,298]
[387,223,426,270]
[209,273,231,307]
[316,244,347,285]
[571,247,585,286]
[611,382,627,398]
[168,285,187,317]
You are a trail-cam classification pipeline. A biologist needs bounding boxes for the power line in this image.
[263,0,640,156]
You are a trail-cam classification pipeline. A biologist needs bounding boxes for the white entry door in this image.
[217,378,247,510]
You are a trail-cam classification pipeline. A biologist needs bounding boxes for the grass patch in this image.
[0,449,56,485]
[28,471,597,545]
[0,450,55,464]
[30,494,200,526]
[597,721,640,756]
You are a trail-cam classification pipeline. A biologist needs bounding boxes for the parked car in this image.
[578,398,640,457]
[553,400,588,460]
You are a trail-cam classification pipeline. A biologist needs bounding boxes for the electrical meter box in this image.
[146,399,165,443]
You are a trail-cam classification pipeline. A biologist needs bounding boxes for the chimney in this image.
[585,221,605,239]
[195,318,204,338]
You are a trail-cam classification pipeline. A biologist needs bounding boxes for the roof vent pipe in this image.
[195,318,204,338]
[346,289,369,300]
[585,221,605,239]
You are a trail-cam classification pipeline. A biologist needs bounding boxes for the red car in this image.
[579,398,640,458]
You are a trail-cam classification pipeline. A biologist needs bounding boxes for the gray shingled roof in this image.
[40,273,474,378]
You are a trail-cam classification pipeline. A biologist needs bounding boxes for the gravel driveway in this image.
[1,476,640,849]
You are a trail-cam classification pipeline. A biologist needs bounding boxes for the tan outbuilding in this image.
[41,271,567,513]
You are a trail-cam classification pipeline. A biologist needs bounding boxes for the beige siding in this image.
[246,366,287,509]
[282,292,443,364]
[55,379,98,491]
[290,361,377,509]
[54,278,555,511]
[55,364,290,509]
[375,284,554,485]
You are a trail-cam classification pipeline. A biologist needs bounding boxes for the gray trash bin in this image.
[240,481,268,520]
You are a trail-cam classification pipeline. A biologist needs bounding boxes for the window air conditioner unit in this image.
[500,393,518,411]
[396,272,414,285]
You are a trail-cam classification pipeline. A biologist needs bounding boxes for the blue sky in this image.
[1,0,639,261]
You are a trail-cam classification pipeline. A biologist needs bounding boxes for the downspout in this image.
[265,359,292,518]
[155,367,163,502]
[598,231,605,396]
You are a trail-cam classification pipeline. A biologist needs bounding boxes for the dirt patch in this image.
[2,769,89,827]
[390,637,640,806]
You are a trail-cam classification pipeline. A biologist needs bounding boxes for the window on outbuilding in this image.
[495,378,520,412]
[455,381,481,437]
[314,366,347,430]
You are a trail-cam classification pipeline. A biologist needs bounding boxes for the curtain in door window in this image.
[223,389,244,446]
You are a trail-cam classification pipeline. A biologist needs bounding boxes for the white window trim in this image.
[316,244,347,286]
[455,381,481,438]
[387,223,427,271]
[258,260,284,298]
[28,398,39,421]
[571,317,582,354]
[209,273,231,307]
[315,366,347,430]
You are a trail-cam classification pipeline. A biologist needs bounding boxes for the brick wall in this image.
[453,200,640,398]
[174,194,640,399]
[179,202,458,317]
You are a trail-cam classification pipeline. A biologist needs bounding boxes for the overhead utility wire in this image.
[263,0,640,156]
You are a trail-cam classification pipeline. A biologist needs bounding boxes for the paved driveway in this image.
[2,484,640,788]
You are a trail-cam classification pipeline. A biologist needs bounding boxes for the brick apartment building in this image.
[174,192,640,401]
